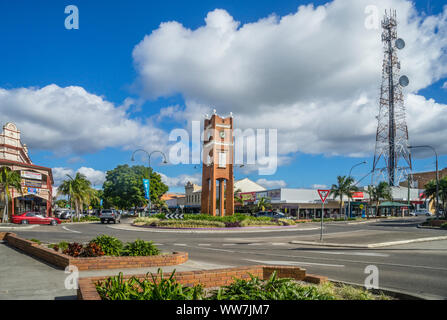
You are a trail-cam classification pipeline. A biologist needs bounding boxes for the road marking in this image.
[222,243,236,246]
[271,243,288,246]
[247,243,263,246]
[62,226,81,233]
[315,251,389,257]
[246,259,345,268]
[198,247,236,253]
[153,243,163,246]
[173,243,187,246]
[198,244,211,246]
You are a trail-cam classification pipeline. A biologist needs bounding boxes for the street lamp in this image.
[408,145,439,217]
[131,149,168,215]
[347,161,367,220]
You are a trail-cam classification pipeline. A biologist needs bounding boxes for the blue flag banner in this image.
[143,179,150,200]
[100,199,103,207]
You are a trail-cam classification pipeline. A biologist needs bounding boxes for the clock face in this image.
[220,131,225,138]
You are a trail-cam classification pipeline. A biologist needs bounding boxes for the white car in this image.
[410,209,432,216]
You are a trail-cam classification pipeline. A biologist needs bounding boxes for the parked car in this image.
[410,209,432,216]
[99,209,121,224]
[12,212,61,225]
[254,211,288,219]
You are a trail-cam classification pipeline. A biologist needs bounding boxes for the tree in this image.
[0,167,22,223]
[424,177,447,217]
[330,175,358,218]
[54,199,69,208]
[255,197,271,212]
[102,165,168,210]
[234,188,243,207]
[58,173,98,221]
[366,182,392,217]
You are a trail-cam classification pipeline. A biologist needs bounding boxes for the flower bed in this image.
[133,214,297,229]
[86,266,392,300]
[1,232,187,271]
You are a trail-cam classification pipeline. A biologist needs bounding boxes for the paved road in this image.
[5,217,447,299]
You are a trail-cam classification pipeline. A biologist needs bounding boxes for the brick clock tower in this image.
[201,112,234,216]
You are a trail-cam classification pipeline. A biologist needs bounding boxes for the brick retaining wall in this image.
[1,232,188,271]
[78,265,328,300]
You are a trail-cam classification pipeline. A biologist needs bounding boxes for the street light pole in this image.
[347,161,367,220]
[408,145,439,217]
[131,149,168,216]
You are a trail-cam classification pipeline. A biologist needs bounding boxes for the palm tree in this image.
[255,197,271,212]
[58,173,98,221]
[0,167,23,223]
[366,182,392,217]
[330,175,358,218]
[234,188,243,207]
[424,177,447,217]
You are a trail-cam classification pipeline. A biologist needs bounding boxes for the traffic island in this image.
[78,265,329,300]
[0,232,188,271]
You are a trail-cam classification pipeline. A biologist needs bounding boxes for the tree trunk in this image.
[2,190,8,223]
[376,202,380,217]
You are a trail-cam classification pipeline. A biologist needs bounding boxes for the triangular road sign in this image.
[317,189,330,203]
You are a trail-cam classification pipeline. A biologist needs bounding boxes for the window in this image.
[26,212,35,217]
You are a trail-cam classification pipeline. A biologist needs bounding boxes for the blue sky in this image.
[0,0,446,192]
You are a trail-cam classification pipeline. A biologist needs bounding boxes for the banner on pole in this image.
[143,179,150,200]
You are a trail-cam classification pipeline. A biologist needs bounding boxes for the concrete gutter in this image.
[329,279,444,300]
[290,235,447,248]
[0,224,37,230]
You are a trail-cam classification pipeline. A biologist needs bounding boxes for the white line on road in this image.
[315,251,389,257]
[198,244,211,246]
[247,243,263,246]
[173,243,187,246]
[271,243,288,246]
[62,226,81,234]
[246,259,345,268]
[222,244,236,246]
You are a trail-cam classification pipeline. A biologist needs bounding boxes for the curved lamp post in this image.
[408,145,439,217]
[131,149,168,214]
[347,161,367,220]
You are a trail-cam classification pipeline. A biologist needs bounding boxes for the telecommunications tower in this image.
[372,10,412,186]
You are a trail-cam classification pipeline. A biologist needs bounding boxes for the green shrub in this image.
[210,271,335,300]
[96,269,204,300]
[29,238,42,245]
[240,219,278,227]
[90,235,123,256]
[133,217,160,226]
[157,220,225,228]
[278,218,296,226]
[441,222,447,229]
[123,239,160,256]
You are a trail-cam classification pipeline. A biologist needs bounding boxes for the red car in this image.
[12,211,61,226]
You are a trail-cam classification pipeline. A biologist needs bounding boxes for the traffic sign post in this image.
[317,190,330,241]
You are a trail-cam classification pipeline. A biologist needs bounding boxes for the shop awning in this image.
[379,201,408,207]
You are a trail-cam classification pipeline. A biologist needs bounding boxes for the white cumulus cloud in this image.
[133,0,447,158]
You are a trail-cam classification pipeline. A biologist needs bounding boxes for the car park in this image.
[12,212,61,225]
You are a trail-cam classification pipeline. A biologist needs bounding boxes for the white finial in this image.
[230,112,233,118]
[213,109,217,115]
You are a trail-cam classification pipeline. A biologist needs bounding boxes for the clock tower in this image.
[201,112,234,216]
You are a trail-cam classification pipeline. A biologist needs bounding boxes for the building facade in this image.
[0,123,54,217]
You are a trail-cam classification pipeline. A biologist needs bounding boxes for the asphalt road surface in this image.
[9,216,447,299]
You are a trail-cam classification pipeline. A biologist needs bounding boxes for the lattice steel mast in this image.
[372,10,412,186]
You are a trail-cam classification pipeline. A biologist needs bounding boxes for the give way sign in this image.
[317,189,330,203]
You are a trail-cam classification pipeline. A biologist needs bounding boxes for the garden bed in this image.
[0,232,187,270]
[79,265,393,300]
[132,214,298,229]
[421,219,447,229]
